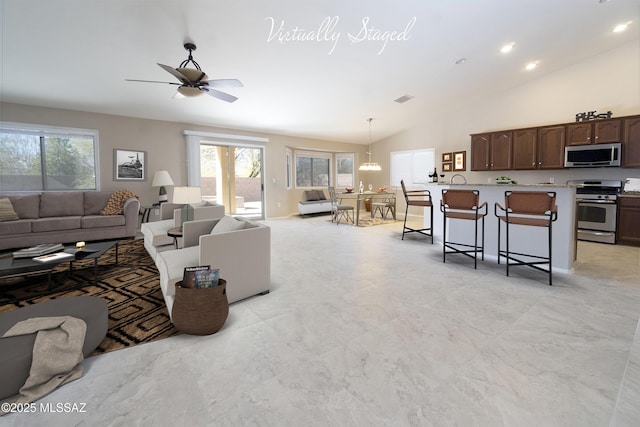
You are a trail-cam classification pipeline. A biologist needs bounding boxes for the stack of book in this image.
[12,243,64,259]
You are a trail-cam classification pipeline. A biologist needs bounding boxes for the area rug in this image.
[0,239,178,355]
[356,217,399,227]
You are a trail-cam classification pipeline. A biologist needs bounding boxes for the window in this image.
[1,123,98,192]
[390,149,435,188]
[295,151,331,188]
[336,153,354,187]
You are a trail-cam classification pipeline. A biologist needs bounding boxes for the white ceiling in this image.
[1,0,638,144]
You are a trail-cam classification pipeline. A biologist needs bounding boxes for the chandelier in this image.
[358,118,381,171]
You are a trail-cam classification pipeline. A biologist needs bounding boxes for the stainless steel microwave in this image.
[564,143,621,168]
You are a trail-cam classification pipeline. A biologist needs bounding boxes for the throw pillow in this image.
[210,216,245,234]
[316,190,326,200]
[0,198,19,221]
[304,190,318,201]
[100,189,139,215]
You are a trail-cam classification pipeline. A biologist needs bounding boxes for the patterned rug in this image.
[0,239,178,355]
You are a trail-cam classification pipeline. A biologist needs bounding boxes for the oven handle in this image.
[576,199,617,204]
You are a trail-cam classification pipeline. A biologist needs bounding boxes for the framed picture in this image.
[442,152,453,163]
[114,149,146,181]
[453,151,466,171]
[442,163,453,172]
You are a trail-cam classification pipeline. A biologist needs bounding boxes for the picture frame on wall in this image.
[453,151,466,171]
[114,149,146,181]
[442,152,452,163]
[442,163,453,172]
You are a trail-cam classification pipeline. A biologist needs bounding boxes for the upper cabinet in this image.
[470,115,638,171]
[470,132,512,171]
[623,116,640,168]
[566,119,622,146]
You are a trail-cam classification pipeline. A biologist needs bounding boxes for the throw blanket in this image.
[0,316,86,413]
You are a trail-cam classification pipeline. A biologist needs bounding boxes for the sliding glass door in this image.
[200,144,264,219]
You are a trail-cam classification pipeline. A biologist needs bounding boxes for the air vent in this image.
[394,95,414,104]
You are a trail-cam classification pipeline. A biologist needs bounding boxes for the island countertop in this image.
[438,182,568,188]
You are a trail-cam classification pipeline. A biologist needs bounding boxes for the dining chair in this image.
[327,186,354,225]
[400,179,433,242]
[371,186,396,220]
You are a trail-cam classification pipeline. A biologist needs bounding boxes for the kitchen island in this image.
[423,182,577,272]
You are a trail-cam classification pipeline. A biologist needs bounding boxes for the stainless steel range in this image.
[568,179,623,244]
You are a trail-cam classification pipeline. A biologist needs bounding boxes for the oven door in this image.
[577,200,617,232]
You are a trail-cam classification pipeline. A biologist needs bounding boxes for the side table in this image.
[167,227,182,249]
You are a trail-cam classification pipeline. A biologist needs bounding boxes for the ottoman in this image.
[0,296,108,400]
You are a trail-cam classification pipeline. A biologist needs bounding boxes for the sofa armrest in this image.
[123,198,141,237]
[182,219,219,248]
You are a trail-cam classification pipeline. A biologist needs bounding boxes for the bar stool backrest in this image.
[442,189,479,210]
[505,191,556,215]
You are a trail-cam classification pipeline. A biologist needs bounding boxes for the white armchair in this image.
[154,216,271,321]
[140,202,224,260]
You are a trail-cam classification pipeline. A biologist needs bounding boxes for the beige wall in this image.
[370,40,640,215]
[0,103,367,218]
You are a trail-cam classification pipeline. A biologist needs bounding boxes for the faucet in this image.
[450,174,467,184]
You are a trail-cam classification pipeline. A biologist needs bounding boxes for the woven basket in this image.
[172,279,229,335]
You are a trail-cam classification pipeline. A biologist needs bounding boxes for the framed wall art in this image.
[442,163,453,172]
[114,149,146,181]
[453,151,466,171]
[442,152,452,163]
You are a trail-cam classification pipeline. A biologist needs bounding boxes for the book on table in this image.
[33,251,75,263]
[182,265,220,289]
[13,243,64,258]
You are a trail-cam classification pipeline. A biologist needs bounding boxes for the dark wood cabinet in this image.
[566,119,621,146]
[471,134,490,171]
[512,127,565,170]
[470,115,637,171]
[470,132,512,171]
[617,197,640,246]
[537,126,566,169]
[623,116,640,168]
[513,129,537,170]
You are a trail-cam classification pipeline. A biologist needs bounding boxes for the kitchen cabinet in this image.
[623,116,640,168]
[513,126,565,170]
[617,196,640,246]
[566,119,621,146]
[470,132,512,171]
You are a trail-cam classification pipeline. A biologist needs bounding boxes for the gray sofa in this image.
[0,191,140,251]
[298,189,333,215]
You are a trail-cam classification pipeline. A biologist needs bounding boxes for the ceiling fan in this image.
[126,43,243,102]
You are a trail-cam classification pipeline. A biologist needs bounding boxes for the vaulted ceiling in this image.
[1,0,638,143]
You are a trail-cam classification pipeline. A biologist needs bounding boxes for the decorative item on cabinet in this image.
[575,110,612,122]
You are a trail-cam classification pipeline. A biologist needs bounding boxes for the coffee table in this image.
[0,240,119,296]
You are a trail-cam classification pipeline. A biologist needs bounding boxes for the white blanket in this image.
[0,316,86,412]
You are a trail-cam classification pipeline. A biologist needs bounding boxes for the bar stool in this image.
[400,179,433,242]
[494,191,558,285]
[440,189,487,269]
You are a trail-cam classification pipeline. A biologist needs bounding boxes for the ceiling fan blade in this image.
[204,88,238,103]
[157,63,190,84]
[203,79,244,88]
[125,79,181,86]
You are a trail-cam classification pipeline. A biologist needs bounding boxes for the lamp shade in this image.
[152,171,174,187]
[172,186,202,204]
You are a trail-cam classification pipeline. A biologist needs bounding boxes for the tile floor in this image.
[3,215,640,426]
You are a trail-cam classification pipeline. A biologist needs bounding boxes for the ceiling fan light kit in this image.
[126,42,242,102]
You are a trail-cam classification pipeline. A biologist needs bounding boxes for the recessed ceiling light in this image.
[455,58,466,65]
[613,22,631,33]
[500,43,515,53]
[525,61,539,71]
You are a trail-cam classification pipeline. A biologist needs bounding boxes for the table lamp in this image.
[152,171,174,203]
[172,186,202,228]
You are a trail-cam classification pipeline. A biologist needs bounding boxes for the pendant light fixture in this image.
[359,118,382,171]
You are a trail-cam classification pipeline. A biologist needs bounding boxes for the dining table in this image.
[338,190,397,225]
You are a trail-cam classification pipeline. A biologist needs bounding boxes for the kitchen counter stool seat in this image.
[440,189,488,269]
[400,179,433,242]
[494,191,558,285]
